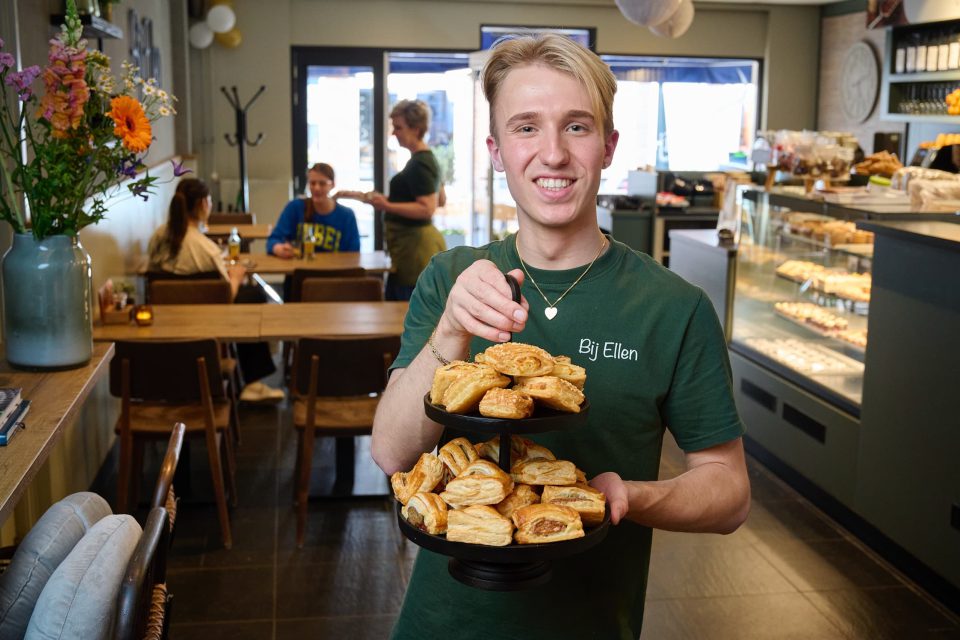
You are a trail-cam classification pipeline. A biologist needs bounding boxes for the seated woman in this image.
[147,178,284,402]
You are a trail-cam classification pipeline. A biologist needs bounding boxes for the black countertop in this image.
[857,220,960,253]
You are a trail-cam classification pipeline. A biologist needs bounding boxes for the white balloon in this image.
[188,22,214,49]
[614,0,682,27]
[206,5,236,34]
[650,0,695,38]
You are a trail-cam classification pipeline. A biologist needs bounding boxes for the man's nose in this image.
[539,131,569,167]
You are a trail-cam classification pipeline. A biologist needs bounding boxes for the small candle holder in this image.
[133,304,154,326]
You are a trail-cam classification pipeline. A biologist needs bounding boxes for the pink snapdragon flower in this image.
[38,37,89,138]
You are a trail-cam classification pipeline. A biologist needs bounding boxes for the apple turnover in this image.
[542,483,606,526]
[512,376,585,413]
[391,452,444,505]
[511,458,577,486]
[401,492,448,535]
[479,387,534,419]
[447,505,514,547]
[474,342,555,377]
[440,365,510,414]
[495,484,541,520]
[512,503,584,544]
[430,360,481,405]
[440,459,514,509]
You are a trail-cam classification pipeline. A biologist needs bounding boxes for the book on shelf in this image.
[0,399,30,446]
[0,388,23,426]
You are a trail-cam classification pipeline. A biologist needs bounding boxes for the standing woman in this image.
[366,100,446,301]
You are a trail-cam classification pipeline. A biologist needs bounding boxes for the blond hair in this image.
[390,99,431,139]
[482,33,617,138]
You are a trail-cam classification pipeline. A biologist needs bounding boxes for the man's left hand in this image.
[590,472,630,525]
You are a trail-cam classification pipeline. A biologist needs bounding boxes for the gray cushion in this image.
[0,492,111,640]
[24,514,141,640]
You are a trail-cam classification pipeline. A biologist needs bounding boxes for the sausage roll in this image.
[495,484,541,520]
[446,505,514,547]
[438,437,479,477]
[390,452,444,505]
[476,435,527,465]
[520,439,556,462]
[510,458,577,486]
[541,483,606,527]
[479,387,534,419]
[474,342,555,377]
[512,376,585,413]
[430,360,481,405]
[441,365,511,414]
[401,492,449,535]
[512,503,584,544]
[440,459,514,509]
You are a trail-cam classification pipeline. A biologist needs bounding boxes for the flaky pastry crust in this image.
[512,376,585,413]
[440,459,514,508]
[512,503,584,544]
[479,387,535,419]
[541,483,606,526]
[391,452,444,505]
[446,505,514,546]
[510,458,577,486]
[402,492,448,534]
[475,342,555,377]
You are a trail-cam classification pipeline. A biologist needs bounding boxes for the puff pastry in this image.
[476,435,527,465]
[512,376,585,413]
[542,483,606,526]
[511,458,577,486]
[440,459,514,509]
[520,439,556,462]
[495,484,541,520]
[441,365,510,414]
[553,355,572,364]
[575,467,587,484]
[446,505,514,546]
[438,437,479,477]
[391,453,444,505]
[430,361,481,405]
[402,492,448,534]
[512,503,584,544]
[479,387,534,419]
[475,342,555,377]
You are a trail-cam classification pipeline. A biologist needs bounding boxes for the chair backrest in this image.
[152,424,184,542]
[110,340,224,403]
[113,507,170,640]
[289,267,366,302]
[300,276,384,302]
[145,270,223,283]
[150,279,232,305]
[294,335,400,398]
[207,212,254,225]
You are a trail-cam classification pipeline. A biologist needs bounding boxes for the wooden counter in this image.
[0,343,114,524]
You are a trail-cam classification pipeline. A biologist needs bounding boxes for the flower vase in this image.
[2,233,93,369]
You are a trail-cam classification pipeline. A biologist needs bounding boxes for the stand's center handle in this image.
[504,272,521,304]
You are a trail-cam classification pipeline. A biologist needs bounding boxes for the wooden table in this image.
[237,251,393,275]
[204,223,272,239]
[0,343,114,524]
[93,302,408,342]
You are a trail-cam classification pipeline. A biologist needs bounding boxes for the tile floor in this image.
[133,392,959,639]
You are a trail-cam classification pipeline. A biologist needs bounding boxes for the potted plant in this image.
[0,0,182,368]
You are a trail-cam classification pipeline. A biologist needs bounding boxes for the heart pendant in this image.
[544,306,558,320]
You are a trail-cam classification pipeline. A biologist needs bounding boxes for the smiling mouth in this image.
[536,178,573,190]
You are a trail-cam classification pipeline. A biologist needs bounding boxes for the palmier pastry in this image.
[401,492,448,535]
[441,365,510,414]
[512,376,585,413]
[549,361,587,390]
[512,503,584,544]
[391,453,444,505]
[476,436,527,465]
[553,355,572,364]
[430,361,481,405]
[446,505,514,547]
[542,483,606,526]
[440,459,514,509]
[438,437,479,478]
[474,342,555,377]
[511,458,577,486]
[479,387,534,419]
[495,484,541,520]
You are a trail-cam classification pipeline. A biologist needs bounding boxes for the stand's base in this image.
[448,559,552,591]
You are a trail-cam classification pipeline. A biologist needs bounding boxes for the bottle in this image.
[916,32,927,72]
[906,32,917,73]
[938,30,950,71]
[949,27,960,70]
[228,227,241,262]
[895,36,907,74]
[926,31,939,73]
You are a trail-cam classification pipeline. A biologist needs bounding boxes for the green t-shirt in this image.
[385,150,441,227]
[390,234,744,640]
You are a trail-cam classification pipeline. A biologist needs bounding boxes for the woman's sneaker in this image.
[240,381,285,403]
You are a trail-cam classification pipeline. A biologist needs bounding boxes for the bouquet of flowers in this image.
[0,0,183,241]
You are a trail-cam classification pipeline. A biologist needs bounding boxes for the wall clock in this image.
[841,41,880,123]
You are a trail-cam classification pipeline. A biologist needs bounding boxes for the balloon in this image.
[650,0,695,38]
[188,22,214,49]
[614,0,682,27]
[214,28,243,49]
[206,5,236,34]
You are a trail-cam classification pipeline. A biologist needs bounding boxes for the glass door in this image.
[292,48,386,251]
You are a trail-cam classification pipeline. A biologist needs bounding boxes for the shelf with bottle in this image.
[886,80,960,117]
[891,19,960,76]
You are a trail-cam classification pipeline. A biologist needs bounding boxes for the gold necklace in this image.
[516,234,607,320]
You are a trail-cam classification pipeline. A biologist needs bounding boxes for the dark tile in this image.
[646,543,795,599]
[201,506,277,568]
[805,587,960,639]
[744,499,845,543]
[756,538,904,592]
[276,614,397,640]
[274,558,405,618]
[169,620,274,640]
[640,593,847,640]
[167,566,274,622]
[276,501,401,565]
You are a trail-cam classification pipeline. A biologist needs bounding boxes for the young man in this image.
[371,34,750,639]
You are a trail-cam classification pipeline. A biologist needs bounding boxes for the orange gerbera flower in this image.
[108,95,152,153]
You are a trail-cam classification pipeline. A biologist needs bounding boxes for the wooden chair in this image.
[288,267,366,302]
[290,335,401,547]
[110,340,237,549]
[152,423,185,540]
[300,276,384,302]
[113,506,171,640]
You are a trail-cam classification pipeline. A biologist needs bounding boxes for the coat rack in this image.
[221,85,265,212]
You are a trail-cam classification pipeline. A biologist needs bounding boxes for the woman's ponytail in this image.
[165,178,210,259]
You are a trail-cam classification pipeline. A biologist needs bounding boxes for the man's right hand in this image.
[436,260,529,344]
[273,242,295,259]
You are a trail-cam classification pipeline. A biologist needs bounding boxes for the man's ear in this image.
[486,134,505,172]
[602,129,620,170]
